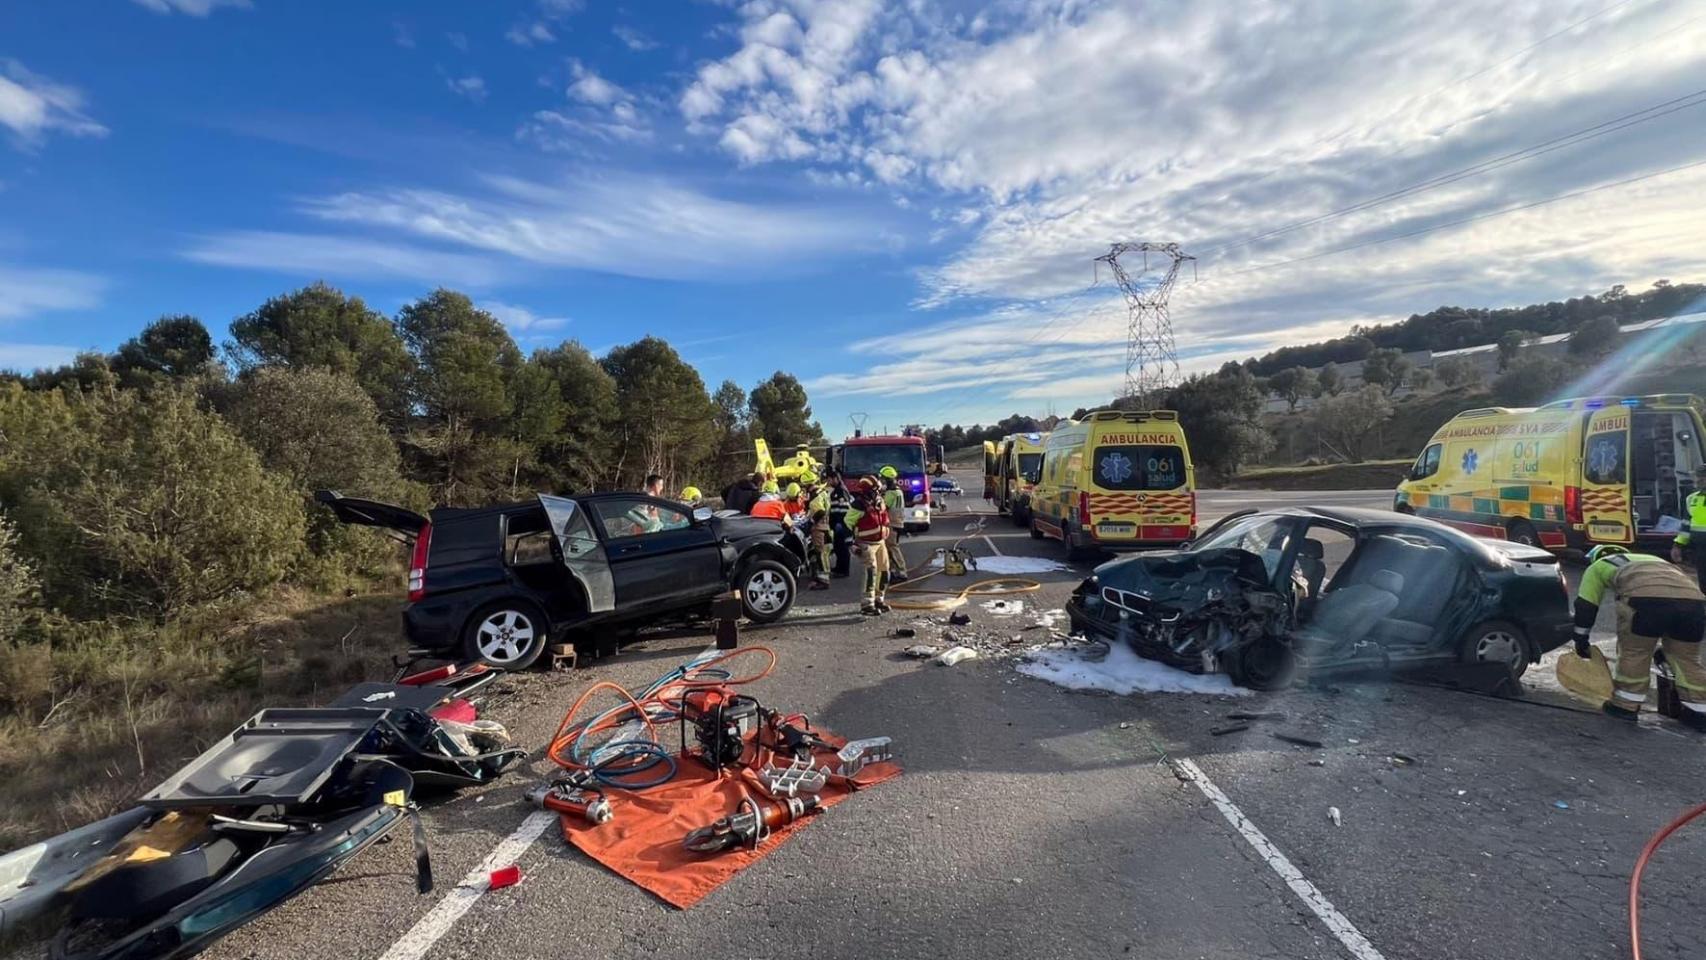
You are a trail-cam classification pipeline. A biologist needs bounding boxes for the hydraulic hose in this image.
[547,646,777,789]
[887,566,1043,611]
[1629,800,1706,960]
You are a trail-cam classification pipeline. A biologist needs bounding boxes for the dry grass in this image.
[0,587,403,850]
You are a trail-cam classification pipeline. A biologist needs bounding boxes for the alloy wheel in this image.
[476,609,536,664]
[745,569,790,615]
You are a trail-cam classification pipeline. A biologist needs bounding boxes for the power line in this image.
[1197,85,1706,260]
[1095,242,1195,404]
[1207,155,1706,281]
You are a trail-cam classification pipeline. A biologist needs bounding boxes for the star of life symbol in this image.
[1589,440,1619,477]
[1101,452,1133,484]
[1461,448,1479,474]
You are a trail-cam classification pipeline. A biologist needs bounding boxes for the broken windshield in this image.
[1191,515,1295,581]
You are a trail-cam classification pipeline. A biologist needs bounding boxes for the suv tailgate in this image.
[314,490,429,543]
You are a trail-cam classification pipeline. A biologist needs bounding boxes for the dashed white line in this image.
[981,534,1004,557]
[376,643,721,960]
[1170,758,1386,960]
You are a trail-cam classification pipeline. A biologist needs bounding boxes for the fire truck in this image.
[830,431,932,531]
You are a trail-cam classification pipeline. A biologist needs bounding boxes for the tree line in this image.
[0,282,825,631]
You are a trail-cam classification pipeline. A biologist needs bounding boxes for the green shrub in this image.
[218,367,419,587]
[0,385,305,619]
[0,514,38,646]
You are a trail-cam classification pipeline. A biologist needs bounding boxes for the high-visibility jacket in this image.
[1574,552,1704,629]
[1678,490,1706,547]
[882,486,904,526]
[846,502,890,543]
[808,488,829,517]
[750,497,789,522]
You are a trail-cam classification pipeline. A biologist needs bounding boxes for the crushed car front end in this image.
[1066,548,1290,674]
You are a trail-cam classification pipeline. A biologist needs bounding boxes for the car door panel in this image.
[593,498,722,609]
[539,495,615,614]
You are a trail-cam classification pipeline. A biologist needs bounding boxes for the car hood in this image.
[1090,548,1272,614]
[1479,538,1558,564]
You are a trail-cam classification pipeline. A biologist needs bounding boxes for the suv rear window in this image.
[1091,444,1185,491]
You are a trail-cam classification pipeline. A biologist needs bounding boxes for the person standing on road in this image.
[826,469,853,578]
[1669,464,1706,593]
[879,466,910,583]
[846,478,892,616]
[1572,543,1706,729]
[804,472,831,589]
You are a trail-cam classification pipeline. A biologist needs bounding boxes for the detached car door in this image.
[538,495,615,614]
[588,497,723,609]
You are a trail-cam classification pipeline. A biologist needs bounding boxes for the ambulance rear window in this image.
[1092,445,1184,491]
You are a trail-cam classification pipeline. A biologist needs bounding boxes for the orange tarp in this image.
[560,732,900,909]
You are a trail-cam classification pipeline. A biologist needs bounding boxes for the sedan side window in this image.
[594,498,692,540]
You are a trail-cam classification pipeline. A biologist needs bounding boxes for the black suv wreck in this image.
[318,491,808,669]
[1066,506,1573,690]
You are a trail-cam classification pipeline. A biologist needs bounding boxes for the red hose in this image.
[1629,801,1706,960]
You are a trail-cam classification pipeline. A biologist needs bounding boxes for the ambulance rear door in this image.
[1581,406,1634,544]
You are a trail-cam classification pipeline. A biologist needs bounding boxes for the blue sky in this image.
[3,0,1705,433]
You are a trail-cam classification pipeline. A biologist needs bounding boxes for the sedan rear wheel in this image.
[1458,618,1528,678]
[464,602,548,670]
[739,560,796,623]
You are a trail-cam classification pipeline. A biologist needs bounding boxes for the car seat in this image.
[1294,569,1404,653]
[1297,538,1327,598]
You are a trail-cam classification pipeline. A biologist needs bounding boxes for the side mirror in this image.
[693,506,714,524]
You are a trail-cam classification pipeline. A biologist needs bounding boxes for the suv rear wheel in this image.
[738,560,796,623]
[464,600,548,670]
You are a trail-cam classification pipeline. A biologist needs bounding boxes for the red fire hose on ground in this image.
[1629,801,1706,960]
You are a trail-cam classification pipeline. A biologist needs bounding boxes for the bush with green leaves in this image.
[0,513,39,645]
[0,384,304,618]
[219,367,420,586]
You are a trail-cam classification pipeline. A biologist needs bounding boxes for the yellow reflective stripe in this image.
[1612,671,1651,684]
[1669,673,1706,693]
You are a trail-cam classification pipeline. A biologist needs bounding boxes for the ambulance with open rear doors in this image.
[1396,394,1706,550]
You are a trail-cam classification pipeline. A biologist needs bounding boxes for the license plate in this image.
[1097,522,1135,537]
[1589,522,1628,541]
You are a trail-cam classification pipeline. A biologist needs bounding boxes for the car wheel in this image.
[1506,520,1541,548]
[738,560,796,623]
[1458,619,1528,678]
[1225,636,1297,691]
[1029,517,1044,540]
[463,601,548,670]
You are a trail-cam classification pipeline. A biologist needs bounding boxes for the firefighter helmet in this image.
[879,466,899,479]
[1585,544,1629,564]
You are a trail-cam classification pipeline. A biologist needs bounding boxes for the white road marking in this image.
[1171,758,1386,960]
[981,534,1004,556]
[377,643,721,960]
[376,810,556,960]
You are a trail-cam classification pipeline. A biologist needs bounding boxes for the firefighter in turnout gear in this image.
[879,466,909,583]
[847,478,892,615]
[806,477,831,588]
[1669,464,1706,593]
[1573,543,1706,729]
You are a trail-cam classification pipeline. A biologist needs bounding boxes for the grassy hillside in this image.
[1225,459,1412,490]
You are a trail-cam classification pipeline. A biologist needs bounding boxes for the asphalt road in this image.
[192,477,1703,960]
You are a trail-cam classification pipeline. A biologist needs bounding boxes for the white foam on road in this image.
[1018,639,1249,696]
[928,555,1072,575]
[981,599,1024,616]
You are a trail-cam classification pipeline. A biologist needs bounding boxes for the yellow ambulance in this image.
[981,431,1049,525]
[1029,410,1196,558]
[1396,394,1706,549]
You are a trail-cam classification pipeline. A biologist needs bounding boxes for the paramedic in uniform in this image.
[1573,544,1706,730]
[1670,463,1706,593]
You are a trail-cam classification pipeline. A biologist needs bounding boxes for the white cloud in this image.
[130,0,249,15]
[566,60,624,106]
[446,31,469,52]
[688,0,1706,419]
[282,172,881,281]
[506,22,557,47]
[0,263,105,321]
[0,60,107,147]
[181,231,507,286]
[482,300,569,335]
[612,25,659,52]
[446,75,487,103]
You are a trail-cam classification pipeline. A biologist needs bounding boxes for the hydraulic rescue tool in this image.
[682,793,824,854]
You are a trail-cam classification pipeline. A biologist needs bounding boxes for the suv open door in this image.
[314,490,428,543]
[538,494,617,614]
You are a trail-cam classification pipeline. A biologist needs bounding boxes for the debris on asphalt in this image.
[1118,721,1132,729]
[1271,733,1326,749]
[487,864,523,891]
[935,646,979,667]
[981,599,1024,616]
[948,611,972,626]
[1307,758,1326,767]
[1553,800,1570,810]
[903,644,944,659]
[1328,806,1342,827]
[1389,753,1417,767]
[1211,723,1250,736]
[893,627,917,638]
[1227,711,1286,721]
